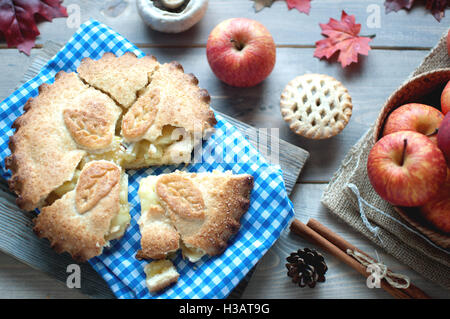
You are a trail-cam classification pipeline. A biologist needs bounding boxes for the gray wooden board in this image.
[24,0,450,48]
[0,0,448,297]
[0,42,309,299]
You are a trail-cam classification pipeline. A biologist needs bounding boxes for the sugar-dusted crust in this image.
[158,171,253,257]
[280,74,353,139]
[63,100,118,151]
[136,206,180,260]
[121,61,217,142]
[121,88,160,140]
[33,160,122,262]
[77,52,159,108]
[75,161,121,213]
[5,71,121,211]
[6,52,218,263]
[138,170,253,260]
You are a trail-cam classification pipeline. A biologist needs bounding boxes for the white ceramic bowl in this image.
[137,0,208,33]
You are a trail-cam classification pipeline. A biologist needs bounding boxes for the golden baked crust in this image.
[33,161,122,262]
[63,101,117,151]
[6,52,216,263]
[136,206,180,260]
[77,52,159,108]
[122,62,216,141]
[137,171,253,261]
[121,62,217,167]
[5,71,120,211]
[121,88,160,140]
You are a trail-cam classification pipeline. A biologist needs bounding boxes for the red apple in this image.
[382,103,443,144]
[437,112,450,166]
[440,81,450,115]
[206,18,276,87]
[420,169,450,234]
[367,131,447,207]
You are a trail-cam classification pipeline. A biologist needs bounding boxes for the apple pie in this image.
[5,52,217,261]
[136,170,254,262]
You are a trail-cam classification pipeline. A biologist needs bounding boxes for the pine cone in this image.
[286,248,328,288]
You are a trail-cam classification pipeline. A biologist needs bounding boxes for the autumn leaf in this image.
[384,0,414,13]
[251,0,275,12]
[286,0,312,14]
[0,0,67,55]
[314,11,373,68]
[250,0,312,14]
[385,0,448,22]
[425,0,448,21]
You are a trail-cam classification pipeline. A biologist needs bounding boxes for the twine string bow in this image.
[347,249,410,289]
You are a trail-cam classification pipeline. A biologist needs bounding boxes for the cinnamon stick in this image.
[290,218,411,299]
[306,218,430,299]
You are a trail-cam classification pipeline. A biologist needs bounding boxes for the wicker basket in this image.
[373,68,450,249]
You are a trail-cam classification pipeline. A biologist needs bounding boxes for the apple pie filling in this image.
[45,162,131,243]
[121,125,194,168]
[105,172,131,242]
[138,175,206,262]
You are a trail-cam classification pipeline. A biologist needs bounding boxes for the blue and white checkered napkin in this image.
[0,20,295,299]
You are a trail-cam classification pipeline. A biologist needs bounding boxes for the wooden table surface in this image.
[0,0,449,299]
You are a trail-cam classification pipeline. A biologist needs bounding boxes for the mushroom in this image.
[136,0,209,33]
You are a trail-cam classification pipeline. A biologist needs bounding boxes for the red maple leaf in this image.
[314,11,373,68]
[286,0,312,14]
[0,0,67,55]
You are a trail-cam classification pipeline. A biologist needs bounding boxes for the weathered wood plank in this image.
[242,184,449,299]
[25,0,449,48]
[0,252,88,299]
[0,181,115,298]
[0,47,431,183]
[0,50,38,99]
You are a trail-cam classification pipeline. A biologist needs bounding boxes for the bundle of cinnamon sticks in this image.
[290,218,430,299]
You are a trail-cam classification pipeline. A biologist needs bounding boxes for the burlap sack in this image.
[321,29,450,289]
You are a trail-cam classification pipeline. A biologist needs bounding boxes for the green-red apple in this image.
[437,112,450,166]
[440,81,450,115]
[382,103,444,144]
[367,131,447,207]
[206,18,276,87]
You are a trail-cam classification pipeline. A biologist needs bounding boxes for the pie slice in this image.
[33,160,130,262]
[77,52,159,108]
[5,71,121,211]
[137,170,254,262]
[144,259,180,293]
[120,62,217,168]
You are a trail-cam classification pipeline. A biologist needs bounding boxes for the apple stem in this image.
[230,39,244,51]
[400,139,407,166]
[427,128,439,137]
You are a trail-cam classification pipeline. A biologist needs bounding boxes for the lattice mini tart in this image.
[280,74,353,139]
[5,52,217,262]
